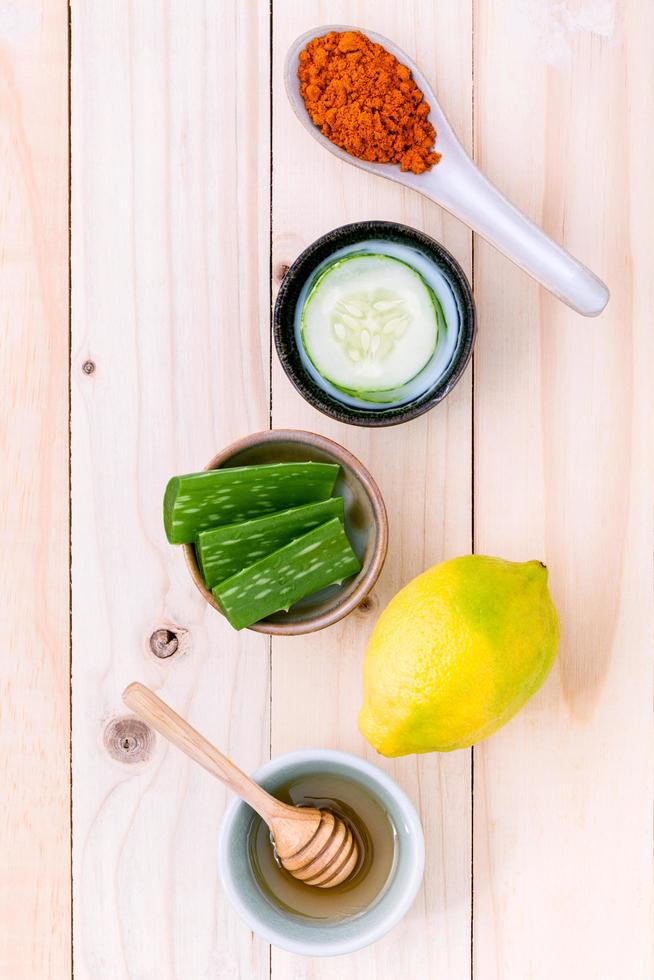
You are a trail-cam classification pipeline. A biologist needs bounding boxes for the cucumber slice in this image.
[301,253,439,393]
[163,461,339,544]
[212,517,361,631]
[195,496,344,588]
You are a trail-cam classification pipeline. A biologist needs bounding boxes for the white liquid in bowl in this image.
[293,239,463,410]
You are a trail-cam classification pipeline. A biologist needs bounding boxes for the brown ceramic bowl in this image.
[183,429,388,635]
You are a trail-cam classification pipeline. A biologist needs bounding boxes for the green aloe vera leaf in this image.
[212,517,361,631]
[163,461,339,544]
[196,496,344,589]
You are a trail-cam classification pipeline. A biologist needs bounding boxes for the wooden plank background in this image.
[471,0,654,974]
[0,1,70,976]
[71,3,271,978]
[1,0,652,977]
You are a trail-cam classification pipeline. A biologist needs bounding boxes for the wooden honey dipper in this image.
[122,683,360,888]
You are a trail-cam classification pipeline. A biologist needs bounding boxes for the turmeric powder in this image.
[298,31,441,175]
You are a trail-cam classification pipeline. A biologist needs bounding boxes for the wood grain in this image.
[71,2,270,978]
[7,0,648,975]
[472,0,654,977]
[272,3,473,977]
[0,1,70,976]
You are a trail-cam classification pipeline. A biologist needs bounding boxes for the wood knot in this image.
[149,628,179,659]
[358,594,377,613]
[276,262,291,283]
[82,360,96,375]
[104,716,154,764]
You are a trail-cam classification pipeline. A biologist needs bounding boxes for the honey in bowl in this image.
[247,772,398,921]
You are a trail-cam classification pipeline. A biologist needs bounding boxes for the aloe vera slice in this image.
[196,496,344,588]
[163,462,339,544]
[212,517,361,631]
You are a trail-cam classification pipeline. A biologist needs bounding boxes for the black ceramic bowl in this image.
[274,221,476,427]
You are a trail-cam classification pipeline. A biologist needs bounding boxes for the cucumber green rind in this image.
[195,496,345,588]
[163,461,339,544]
[212,517,361,631]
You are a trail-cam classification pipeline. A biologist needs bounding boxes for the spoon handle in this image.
[428,160,609,317]
[122,682,288,823]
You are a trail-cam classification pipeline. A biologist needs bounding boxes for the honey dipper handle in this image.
[122,682,288,822]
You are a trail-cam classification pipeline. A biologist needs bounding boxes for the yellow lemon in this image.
[358,556,559,755]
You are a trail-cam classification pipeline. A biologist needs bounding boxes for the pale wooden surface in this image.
[1,0,652,977]
[472,2,654,976]
[71,3,270,979]
[0,1,70,976]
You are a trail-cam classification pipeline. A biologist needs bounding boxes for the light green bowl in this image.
[218,749,424,956]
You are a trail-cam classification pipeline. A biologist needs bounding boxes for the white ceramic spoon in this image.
[284,26,609,317]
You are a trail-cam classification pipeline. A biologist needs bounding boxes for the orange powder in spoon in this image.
[298,30,441,175]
